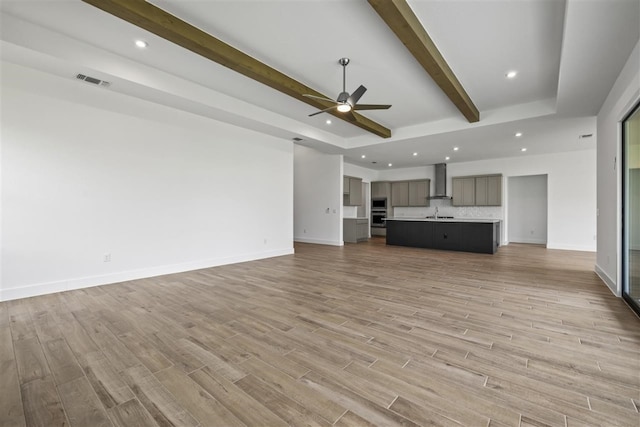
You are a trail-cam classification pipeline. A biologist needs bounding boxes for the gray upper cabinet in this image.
[475,175,502,206]
[452,177,476,206]
[372,181,391,199]
[391,181,409,206]
[391,179,430,207]
[408,180,430,206]
[453,174,502,206]
[343,176,363,206]
[475,177,488,206]
[486,175,502,206]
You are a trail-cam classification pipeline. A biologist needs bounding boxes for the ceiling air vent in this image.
[76,74,111,87]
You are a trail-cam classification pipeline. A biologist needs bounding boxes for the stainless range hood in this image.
[430,163,451,199]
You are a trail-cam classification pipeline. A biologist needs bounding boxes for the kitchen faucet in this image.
[434,206,439,219]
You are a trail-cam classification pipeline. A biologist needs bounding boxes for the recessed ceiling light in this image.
[506,70,517,79]
[515,132,523,137]
[453,147,459,151]
[445,156,450,160]
[361,154,366,159]
[135,40,148,48]
[388,163,392,167]
[326,119,331,124]
[521,148,527,152]
[413,152,418,156]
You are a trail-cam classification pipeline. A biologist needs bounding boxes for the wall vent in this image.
[292,137,303,142]
[579,133,593,139]
[76,74,111,87]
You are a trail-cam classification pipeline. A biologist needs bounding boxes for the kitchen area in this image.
[344,164,503,254]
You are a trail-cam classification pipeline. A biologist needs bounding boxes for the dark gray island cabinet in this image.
[386,218,500,254]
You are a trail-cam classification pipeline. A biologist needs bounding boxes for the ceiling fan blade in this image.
[347,85,367,106]
[353,104,392,110]
[308,105,338,117]
[303,93,337,104]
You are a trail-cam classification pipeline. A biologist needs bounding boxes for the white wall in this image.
[294,145,343,246]
[448,150,596,251]
[343,163,378,183]
[1,63,294,301]
[377,165,437,195]
[508,175,548,244]
[596,39,640,295]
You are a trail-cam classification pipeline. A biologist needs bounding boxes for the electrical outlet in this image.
[263,238,267,245]
[103,253,111,262]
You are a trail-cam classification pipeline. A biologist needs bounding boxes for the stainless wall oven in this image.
[371,197,387,228]
[371,212,386,228]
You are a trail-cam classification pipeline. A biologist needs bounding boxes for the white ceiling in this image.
[1,0,638,169]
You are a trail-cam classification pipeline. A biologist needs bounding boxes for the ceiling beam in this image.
[368,0,480,123]
[81,0,392,138]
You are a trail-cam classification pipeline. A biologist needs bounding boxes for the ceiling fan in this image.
[304,58,391,118]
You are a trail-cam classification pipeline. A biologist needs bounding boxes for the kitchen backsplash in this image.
[392,204,503,219]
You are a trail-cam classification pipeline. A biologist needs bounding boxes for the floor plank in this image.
[20,378,67,427]
[57,376,112,427]
[107,399,158,427]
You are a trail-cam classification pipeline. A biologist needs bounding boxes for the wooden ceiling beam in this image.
[368,0,480,123]
[81,0,391,138]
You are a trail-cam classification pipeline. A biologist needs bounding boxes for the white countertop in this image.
[344,217,368,220]
[385,217,501,223]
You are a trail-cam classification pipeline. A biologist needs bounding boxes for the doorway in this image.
[507,175,548,245]
[622,102,640,315]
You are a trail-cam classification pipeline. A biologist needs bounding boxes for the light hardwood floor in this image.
[1,239,639,427]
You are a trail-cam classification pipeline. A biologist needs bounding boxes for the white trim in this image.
[595,263,619,296]
[508,238,547,245]
[546,243,596,252]
[294,237,344,246]
[0,248,294,302]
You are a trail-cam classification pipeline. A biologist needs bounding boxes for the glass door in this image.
[622,102,640,315]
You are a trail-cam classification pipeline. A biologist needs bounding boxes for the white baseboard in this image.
[509,238,547,245]
[294,237,344,246]
[0,248,294,302]
[595,264,619,296]
[546,242,596,252]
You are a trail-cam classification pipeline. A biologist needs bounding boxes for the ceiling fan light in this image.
[337,103,352,113]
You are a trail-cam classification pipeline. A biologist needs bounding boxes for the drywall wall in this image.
[1,62,294,301]
[448,150,596,251]
[343,163,378,183]
[377,165,437,195]
[597,39,640,295]
[508,175,548,244]
[294,145,343,245]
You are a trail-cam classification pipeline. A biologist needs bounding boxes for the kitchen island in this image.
[386,217,500,254]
